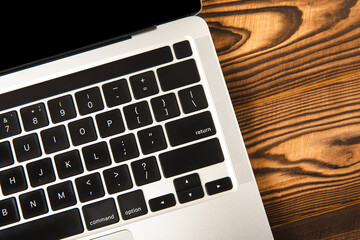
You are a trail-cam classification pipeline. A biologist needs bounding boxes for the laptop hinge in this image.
[130,25,158,37]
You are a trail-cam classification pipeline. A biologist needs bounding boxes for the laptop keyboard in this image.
[0,40,233,239]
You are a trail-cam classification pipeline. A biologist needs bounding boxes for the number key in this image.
[20,103,49,132]
[75,87,104,116]
[48,95,77,123]
[0,111,21,139]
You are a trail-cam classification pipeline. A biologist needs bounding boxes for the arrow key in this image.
[149,193,176,212]
[173,173,201,192]
[177,186,204,204]
[205,177,233,196]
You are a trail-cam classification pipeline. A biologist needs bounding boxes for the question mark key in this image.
[131,156,161,186]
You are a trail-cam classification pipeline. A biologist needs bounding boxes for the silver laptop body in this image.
[0,4,273,240]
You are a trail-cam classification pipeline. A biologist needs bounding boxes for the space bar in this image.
[0,209,84,240]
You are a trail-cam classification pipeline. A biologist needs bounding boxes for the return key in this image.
[165,111,216,146]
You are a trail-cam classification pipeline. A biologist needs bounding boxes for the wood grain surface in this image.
[200,0,360,239]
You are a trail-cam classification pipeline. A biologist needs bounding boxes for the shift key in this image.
[165,111,216,146]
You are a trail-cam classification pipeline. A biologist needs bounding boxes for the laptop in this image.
[0,1,273,239]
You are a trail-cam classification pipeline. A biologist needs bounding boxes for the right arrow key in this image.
[205,177,233,196]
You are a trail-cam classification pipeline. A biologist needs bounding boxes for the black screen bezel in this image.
[0,1,201,76]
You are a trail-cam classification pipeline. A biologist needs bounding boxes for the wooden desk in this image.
[200,0,360,239]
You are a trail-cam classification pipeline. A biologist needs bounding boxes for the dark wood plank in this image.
[272,203,360,240]
[200,0,360,238]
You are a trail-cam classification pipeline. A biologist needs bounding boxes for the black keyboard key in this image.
[173,173,202,192]
[110,134,139,163]
[123,101,153,130]
[96,109,125,138]
[47,181,77,211]
[68,117,97,146]
[174,174,204,204]
[103,165,133,194]
[102,79,131,107]
[75,87,104,115]
[19,189,48,219]
[40,125,70,154]
[157,59,200,91]
[0,141,14,168]
[149,194,176,212]
[0,166,28,196]
[13,133,42,162]
[205,177,233,196]
[54,150,84,179]
[178,85,208,114]
[26,158,55,187]
[151,93,180,122]
[82,198,120,230]
[0,111,21,140]
[173,40,192,59]
[117,190,148,220]
[20,103,49,132]
[82,142,112,171]
[165,111,216,146]
[0,209,84,240]
[0,198,20,227]
[130,71,159,99]
[47,95,77,123]
[75,173,105,203]
[131,156,161,186]
[177,186,204,204]
[137,126,167,155]
[159,138,224,178]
